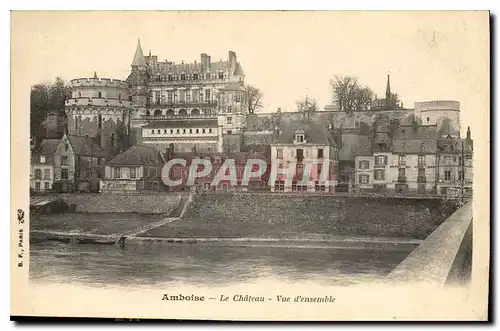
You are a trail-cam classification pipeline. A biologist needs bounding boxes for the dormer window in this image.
[294,129,305,143]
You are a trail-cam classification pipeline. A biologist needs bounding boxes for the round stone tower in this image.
[64,72,133,151]
[414,100,460,137]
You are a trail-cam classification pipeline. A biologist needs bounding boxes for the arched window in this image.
[166,109,175,116]
[178,109,187,116]
[191,108,200,115]
[154,109,162,117]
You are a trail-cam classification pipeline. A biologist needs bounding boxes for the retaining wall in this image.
[41,193,181,214]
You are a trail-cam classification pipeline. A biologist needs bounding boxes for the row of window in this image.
[275,163,323,175]
[361,155,427,169]
[34,169,51,180]
[442,155,472,165]
[273,181,327,192]
[276,148,324,160]
[112,167,158,179]
[33,182,51,191]
[359,169,464,183]
[72,92,129,101]
[34,168,70,180]
[153,72,226,82]
[149,128,214,135]
[153,89,212,103]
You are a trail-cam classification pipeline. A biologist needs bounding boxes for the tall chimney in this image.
[466,126,471,140]
[228,51,237,73]
[201,53,211,73]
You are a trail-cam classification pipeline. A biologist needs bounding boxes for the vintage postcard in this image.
[11,11,490,321]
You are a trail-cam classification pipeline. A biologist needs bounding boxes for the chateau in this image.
[30,40,472,195]
[65,39,247,156]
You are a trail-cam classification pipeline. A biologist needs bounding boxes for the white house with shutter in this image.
[269,122,339,193]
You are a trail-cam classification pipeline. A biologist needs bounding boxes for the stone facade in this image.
[65,75,132,152]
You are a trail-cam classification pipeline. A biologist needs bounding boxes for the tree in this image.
[296,97,318,120]
[385,92,402,110]
[30,83,50,145]
[30,77,69,146]
[244,84,263,114]
[329,75,374,112]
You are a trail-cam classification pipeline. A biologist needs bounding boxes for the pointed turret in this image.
[385,74,391,100]
[466,126,471,140]
[131,38,146,67]
[93,71,98,79]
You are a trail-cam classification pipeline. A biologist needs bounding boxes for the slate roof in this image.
[392,139,437,154]
[66,135,108,157]
[437,138,473,154]
[143,119,218,129]
[106,145,165,166]
[131,40,146,67]
[338,134,372,160]
[393,124,438,140]
[219,81,245,91]
[149,59,244,77]
[273,122,337,146]
[34,139,60,155]
[392,125,438,154]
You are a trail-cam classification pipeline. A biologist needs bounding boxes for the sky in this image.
[12,11,489,136]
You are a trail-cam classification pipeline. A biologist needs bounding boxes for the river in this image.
[29,240,414,288]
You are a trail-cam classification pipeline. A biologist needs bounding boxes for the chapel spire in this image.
[385,73,391,100]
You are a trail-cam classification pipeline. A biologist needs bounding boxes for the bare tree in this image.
[244,85,263,114]
[329,75,374,112]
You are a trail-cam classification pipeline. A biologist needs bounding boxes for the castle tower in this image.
[414,100,461,137]
[128,38,149,107]
[64,73,133,152]
[217,81,247,152]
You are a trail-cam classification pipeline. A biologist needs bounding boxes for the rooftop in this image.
[66,135,108,157]
[273,122,337,146]
[106,145,164,166]
[33,139,60,155]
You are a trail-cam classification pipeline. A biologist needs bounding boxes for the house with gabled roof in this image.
[100,145,165,193]
[436,127,473,196]
[390,124,439,194]
[269,121,339,193]
[30,139,60,192]
[52,133,110,193]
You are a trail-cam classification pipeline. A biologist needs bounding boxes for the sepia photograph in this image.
[10,10,490,321]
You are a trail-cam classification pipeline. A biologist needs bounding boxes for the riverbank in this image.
[30,193,182,213]
[30,191,461,214]
[30,194,458,247]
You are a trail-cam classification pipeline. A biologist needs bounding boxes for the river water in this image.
[30,240,414,288]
